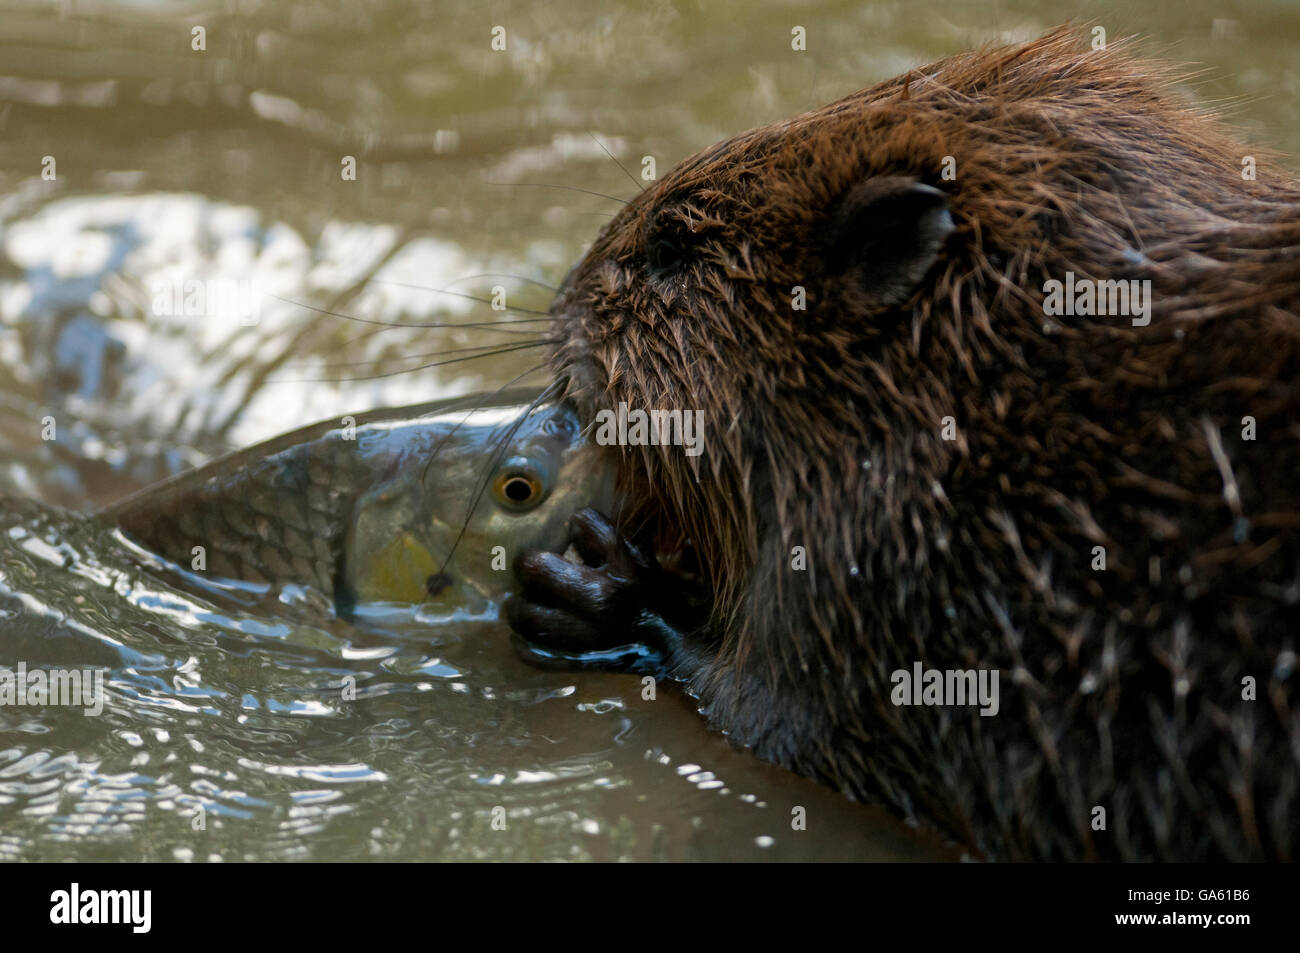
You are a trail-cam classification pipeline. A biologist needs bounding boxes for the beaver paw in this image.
[505,508,692,672]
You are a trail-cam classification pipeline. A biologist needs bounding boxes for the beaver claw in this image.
[505,508,700,670]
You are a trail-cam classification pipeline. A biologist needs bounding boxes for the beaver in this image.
[505,28,1300,861]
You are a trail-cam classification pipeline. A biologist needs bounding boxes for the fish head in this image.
[344,398,615,612]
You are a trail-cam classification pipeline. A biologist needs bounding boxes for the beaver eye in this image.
[648,234,685,271]
[646,220,697,273]
[492,467,545,511]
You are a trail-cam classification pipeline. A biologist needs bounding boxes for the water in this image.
[0,495,945,861]
[1,0,1297,861]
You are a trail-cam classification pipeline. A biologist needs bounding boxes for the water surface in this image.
[2,0,1297,861]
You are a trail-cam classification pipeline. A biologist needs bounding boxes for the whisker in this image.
[334,319,547,353]
[333,315,546,353]
[482,180,630,206]
[270,294,551,328]
[285,337,556,371]
[588,131,645,192]
[271,340,555,383]
[415,273,558,293]
[357,281,552,315]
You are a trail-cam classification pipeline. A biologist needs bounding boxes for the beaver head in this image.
[543,28,1300,860]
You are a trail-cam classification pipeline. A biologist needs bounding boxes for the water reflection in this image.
[4,0,1296,862]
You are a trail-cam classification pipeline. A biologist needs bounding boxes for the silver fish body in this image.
[100,390,614,612]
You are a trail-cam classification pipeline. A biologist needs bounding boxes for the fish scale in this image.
[97,390,617,612]
[108,430,365,596]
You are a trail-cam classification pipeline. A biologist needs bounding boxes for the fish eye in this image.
[492,465,546,511]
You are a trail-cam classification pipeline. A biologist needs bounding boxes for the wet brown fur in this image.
[548,29,1300,860]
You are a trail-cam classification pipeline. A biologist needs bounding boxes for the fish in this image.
[99,389,615,614]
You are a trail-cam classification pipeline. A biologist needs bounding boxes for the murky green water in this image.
[2,494,952,860]
[1,0,1297,861]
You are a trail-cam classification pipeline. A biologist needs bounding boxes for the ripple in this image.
[235,758,388,784]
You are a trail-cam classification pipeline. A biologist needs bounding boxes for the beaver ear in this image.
[828,177,953,310]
